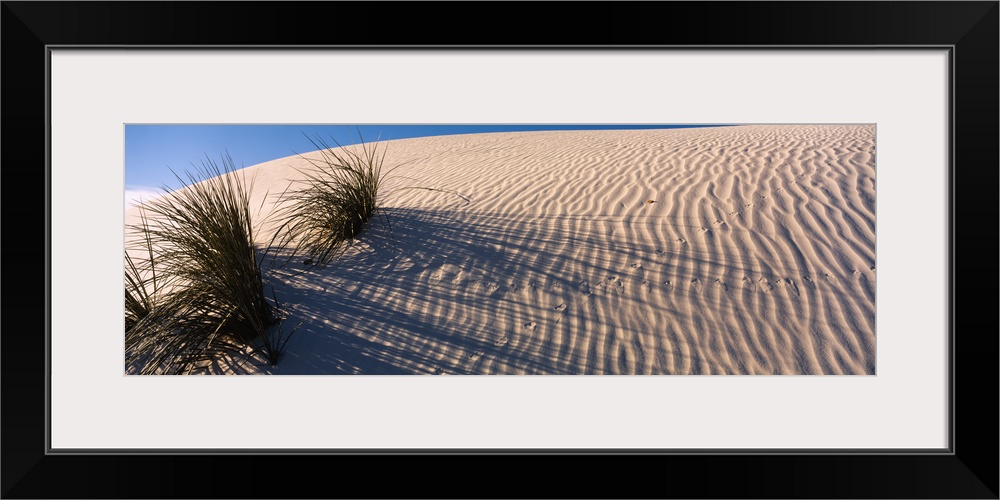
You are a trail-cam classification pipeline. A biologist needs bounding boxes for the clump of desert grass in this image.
[270,131,397,267]
[125,154,295,374]
[269,130,469,269]
[124,206,158,335]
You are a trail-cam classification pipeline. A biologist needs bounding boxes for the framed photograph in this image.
[3,2,996,498]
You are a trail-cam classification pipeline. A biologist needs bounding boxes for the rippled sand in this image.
[126,125,876,374]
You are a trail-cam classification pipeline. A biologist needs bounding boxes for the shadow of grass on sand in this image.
[250,206,873,375]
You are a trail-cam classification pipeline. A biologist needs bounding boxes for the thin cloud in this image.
[124,186,164,208]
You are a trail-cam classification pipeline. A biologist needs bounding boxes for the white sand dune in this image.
[126,125,876,375]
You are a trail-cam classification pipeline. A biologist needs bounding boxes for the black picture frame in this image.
[3,2,996,498]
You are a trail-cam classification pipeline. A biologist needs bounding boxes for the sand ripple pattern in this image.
[127,125,876,374]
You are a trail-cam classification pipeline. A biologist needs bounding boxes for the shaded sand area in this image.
[126,125,876,375]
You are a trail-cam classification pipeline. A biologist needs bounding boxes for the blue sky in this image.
[125,124,726,204]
